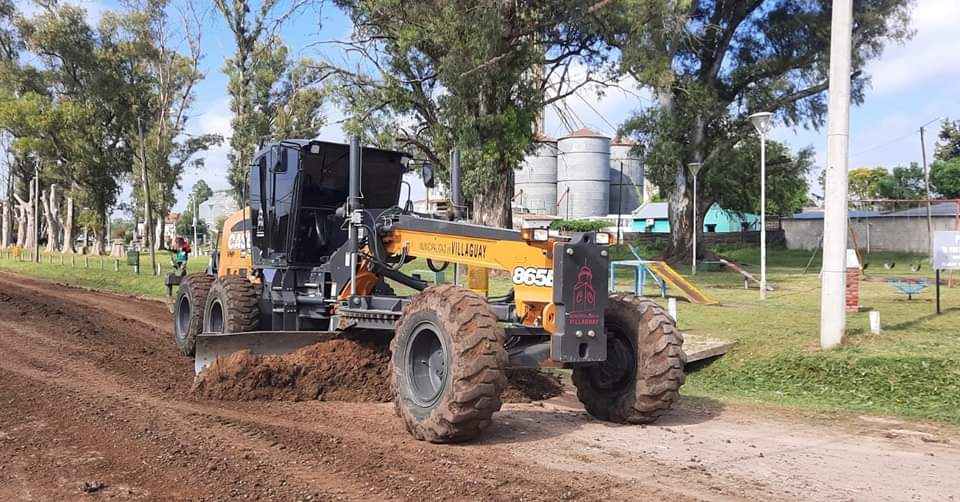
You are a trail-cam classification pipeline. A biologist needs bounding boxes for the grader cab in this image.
[169,137,685,443]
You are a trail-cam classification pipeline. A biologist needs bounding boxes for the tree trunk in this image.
[41,185,63,252]
[155,214,165,250]
[663,106,708,264]
[471,163,514,228]
[92,226,106,255]
[62,196,75,253]
[15,181,37,251]
[1,201,10,248]
[15,204,25,248]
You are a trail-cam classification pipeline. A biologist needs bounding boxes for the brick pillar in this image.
[845,267,860,312]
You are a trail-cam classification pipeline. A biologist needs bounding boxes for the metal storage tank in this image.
[514,135,558,215]
[556,128,610,219]
[609,138,644,214]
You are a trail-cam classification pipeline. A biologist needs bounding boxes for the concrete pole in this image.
[920,126,933,257]
[760,133,767,300]
[820,0,854,350]
[688,162,702,276]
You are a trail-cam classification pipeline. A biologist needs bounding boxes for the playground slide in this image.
[645,261,720,305]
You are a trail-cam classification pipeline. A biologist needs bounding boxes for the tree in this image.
[188,179,213,208]
[931,158,960,199]
[613,0,913,262]
[705,139,813,218]
[847,167,888,202]
[214,0,327,203]
[935,119,960,162]
[110,0,220,253]
[0,3,143,254]
[175,207,207,239]
[876,163,925,200]
[333,0,611,227]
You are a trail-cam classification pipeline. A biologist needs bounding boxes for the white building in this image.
[199,190,240,231]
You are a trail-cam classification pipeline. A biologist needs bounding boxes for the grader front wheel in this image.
[173,273,215,356]
[391,285,508,443]
[572,294,686,424]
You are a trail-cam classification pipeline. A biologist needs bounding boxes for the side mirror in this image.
[422,163,435,188]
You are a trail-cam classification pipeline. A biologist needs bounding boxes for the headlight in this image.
[594,232,610,245]
[522,227,550,242]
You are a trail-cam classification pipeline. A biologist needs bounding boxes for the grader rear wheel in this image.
[391,285,508,443]
[173,273,215,356]
[572,294,686,424]
[203,276,260,334]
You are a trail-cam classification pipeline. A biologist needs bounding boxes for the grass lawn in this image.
[1,244,958,425]
[0,248,210,298]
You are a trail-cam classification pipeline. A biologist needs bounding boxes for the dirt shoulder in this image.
[1,272,958,501]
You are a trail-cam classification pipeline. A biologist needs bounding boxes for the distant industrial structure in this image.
[513,128,655,220]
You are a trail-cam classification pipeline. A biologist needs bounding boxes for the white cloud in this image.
[868,0,960,95]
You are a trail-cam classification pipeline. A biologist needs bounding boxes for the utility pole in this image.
[920,125,933,256]
[820,0,854,350]
[138,118,157,275]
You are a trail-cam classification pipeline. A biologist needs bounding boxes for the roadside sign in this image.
[933,231,960,270]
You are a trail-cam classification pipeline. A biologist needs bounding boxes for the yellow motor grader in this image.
[166,137,685,443]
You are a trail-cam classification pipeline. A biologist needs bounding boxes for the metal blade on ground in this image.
[194,331,338,374]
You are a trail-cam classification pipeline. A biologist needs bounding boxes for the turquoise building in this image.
[630,202,760,233]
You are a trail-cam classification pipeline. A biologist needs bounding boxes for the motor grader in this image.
[167,137,685,443]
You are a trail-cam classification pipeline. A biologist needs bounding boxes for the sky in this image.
[26,0,960,213]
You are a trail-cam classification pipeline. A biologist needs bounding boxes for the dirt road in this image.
[1,272,958,501]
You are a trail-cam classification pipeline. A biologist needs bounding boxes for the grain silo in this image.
[609,138,644,214]
[514,135,558,215]
[556,128,610,219]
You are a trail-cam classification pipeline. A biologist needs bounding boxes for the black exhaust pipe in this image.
[348,136,361,297]
[450,148,462,221]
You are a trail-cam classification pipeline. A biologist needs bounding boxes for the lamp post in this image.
[749,112,773,300]
[687,162,703,275]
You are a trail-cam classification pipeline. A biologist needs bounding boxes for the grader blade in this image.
[194,331,337,374]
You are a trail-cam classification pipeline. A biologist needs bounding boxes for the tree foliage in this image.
[935,119,960,162]
[847,167,888,201]
[876,163,925,200]
[333,0,611,227]
[613,0,914,260]
[931,159,960,199]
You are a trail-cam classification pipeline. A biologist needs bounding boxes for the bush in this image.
[549,219,608,232]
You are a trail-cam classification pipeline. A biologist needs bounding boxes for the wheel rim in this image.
[175,294,192,339]
[207,299,225,333]
[406,321,447,407]
[590,329,635,391]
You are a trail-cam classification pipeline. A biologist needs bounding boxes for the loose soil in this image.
[194,338,394,402]
[2,271,960,501]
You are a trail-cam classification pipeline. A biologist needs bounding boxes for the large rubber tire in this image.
[391,285,508,443]
[203,276,261,334]
[173,273,215,356]
[572,294,686,424]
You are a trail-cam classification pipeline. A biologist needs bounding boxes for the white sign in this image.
[933,231,960,270]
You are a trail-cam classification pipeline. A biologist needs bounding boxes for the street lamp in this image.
[687,161,703,275]
[749,112,773,300]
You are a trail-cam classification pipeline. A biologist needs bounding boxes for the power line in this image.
[851,116,941,161]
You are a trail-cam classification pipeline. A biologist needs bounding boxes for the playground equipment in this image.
[609,246,719,305]
[887,278,929,300]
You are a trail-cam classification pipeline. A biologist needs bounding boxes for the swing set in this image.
[803,198,960,301]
